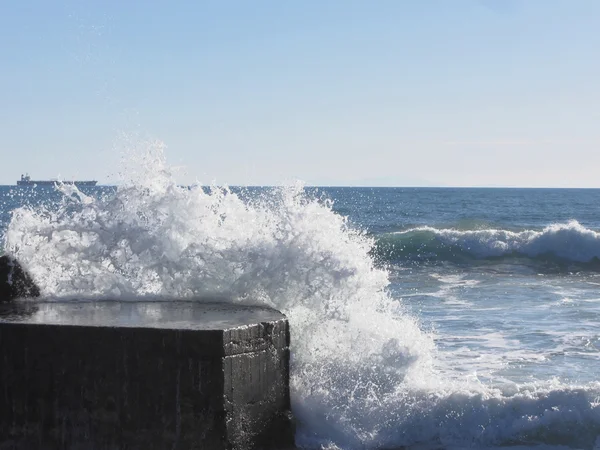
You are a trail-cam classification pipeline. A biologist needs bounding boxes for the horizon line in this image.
[2,183,600,190]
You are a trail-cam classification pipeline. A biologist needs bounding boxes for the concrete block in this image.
[0,300,294,449]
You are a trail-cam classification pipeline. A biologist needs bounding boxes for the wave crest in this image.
[6,144,600,448]
[4,143,437,448]
[375,221,600,265]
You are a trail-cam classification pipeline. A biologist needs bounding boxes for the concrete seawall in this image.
[0,300,294,449]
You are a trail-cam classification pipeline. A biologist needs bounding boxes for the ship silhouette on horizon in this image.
[17,174,97,187]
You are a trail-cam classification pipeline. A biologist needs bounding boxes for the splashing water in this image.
[5,144,600,449]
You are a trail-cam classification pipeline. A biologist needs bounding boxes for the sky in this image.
[1,0,599,187]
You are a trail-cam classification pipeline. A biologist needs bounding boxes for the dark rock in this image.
[0,300,294,449]
[0,255,40,302]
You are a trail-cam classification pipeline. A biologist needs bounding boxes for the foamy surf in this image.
[4,144,600,449]
[375,222,600,265]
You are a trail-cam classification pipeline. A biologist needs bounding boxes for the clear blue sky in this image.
[1,0,599,187]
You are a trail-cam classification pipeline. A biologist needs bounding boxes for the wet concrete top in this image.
[0,300,286,330]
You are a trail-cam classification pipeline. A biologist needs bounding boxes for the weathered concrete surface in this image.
[0,300,294,449]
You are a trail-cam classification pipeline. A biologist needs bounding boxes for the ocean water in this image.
[3,153,600,449]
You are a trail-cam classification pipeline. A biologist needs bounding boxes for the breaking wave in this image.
[374,222,600,266]
[4,143,600,449]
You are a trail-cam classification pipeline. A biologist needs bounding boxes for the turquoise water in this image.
[3,182,600,449]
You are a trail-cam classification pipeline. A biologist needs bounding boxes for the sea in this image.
[2,156,600,450]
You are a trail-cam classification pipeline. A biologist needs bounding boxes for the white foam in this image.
[5,143,600,449]
[396,222,600,262]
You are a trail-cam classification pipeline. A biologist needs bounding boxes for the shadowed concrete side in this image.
[0,301,294,450]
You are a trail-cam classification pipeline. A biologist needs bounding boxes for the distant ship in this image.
[17,174,98,187]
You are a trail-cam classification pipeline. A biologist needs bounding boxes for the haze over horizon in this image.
[1,1,599,187]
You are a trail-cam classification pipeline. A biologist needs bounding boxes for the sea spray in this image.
[5,145,600,449]
[4,143,437,448]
